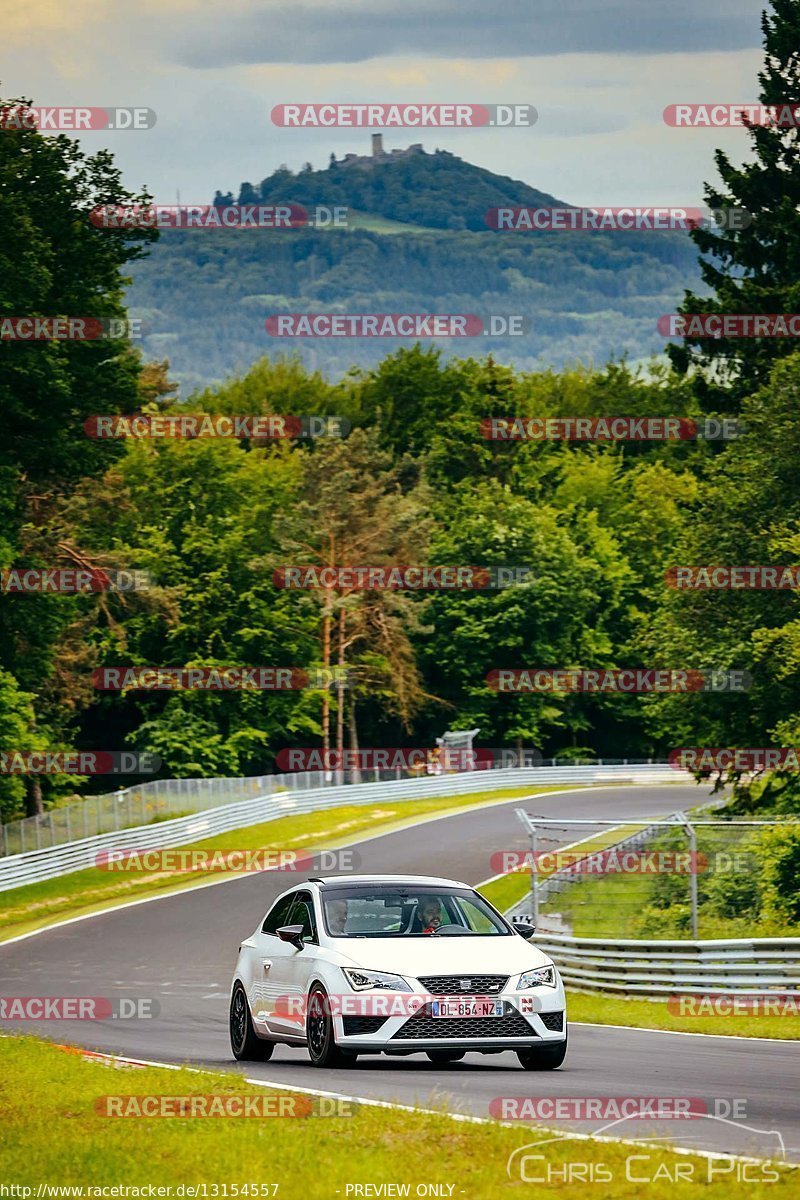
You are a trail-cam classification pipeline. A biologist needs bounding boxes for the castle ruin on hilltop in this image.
[333,134,425,167]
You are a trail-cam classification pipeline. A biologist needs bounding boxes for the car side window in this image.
[288,891,318,944]
[262,893,296,935]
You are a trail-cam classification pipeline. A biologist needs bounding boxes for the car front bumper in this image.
[332,984,567,1050]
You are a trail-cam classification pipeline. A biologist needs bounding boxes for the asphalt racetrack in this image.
[2,784,798,1163]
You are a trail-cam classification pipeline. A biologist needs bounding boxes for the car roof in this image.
[311,874,469,888]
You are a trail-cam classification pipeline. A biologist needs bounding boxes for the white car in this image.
[229,874,567,1070]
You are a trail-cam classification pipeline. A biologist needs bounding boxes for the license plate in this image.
[431,998,503,1018]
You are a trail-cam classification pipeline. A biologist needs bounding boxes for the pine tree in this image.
[668,0,800,405]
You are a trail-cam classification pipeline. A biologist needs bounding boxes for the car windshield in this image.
[321,886,510,937]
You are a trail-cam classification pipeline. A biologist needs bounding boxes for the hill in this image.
[214,144,567,233]
[127,145,704,393]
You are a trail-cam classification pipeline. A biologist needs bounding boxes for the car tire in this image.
[306,984,351,1068]
[426,1051,466,1064]
[230,982,274,1061]
[516,1033,567,1070]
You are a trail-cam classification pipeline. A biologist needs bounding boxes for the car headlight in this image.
[343,969,413,992]
[518,965,557,989]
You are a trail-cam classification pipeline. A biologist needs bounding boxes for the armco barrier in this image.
[0,764,678,892]
[525,932,800,998]
[503,806,800,995]
[0,757,668,855]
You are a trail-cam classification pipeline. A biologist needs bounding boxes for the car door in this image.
[250,890,301,1037]
[277,890,321,1039]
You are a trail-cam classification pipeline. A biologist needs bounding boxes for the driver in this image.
[326,899,348,935]
[415,897,444,934]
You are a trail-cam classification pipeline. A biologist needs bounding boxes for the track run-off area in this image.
[1,784,798,1163]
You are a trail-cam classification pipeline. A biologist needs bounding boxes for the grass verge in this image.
[0,1035,794,1197]
[565,988,800,1040]
[0,785,564,943]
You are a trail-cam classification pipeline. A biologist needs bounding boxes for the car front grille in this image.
[392,1002,534,1040]
[417,974,509,995]
[342,1015,388,1036]
[540,1011,564,1032]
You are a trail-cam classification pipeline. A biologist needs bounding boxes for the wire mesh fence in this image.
[506,813,800,942]
[0,756,666,857]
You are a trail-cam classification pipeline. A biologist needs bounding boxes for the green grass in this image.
[479,869,533,913]
[566,989,800,1040]
[0,785,566,942]
[478,823,640,914]
[536,827,800,942]
[480,817,800,942]
[1,1036,794,1196]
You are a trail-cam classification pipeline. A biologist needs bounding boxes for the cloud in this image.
[172,0,763,68]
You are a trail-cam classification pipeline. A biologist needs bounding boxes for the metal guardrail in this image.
[503,811,800,996]
[0,756,670,856]
[527,932,800,997]
[0,772,326,856]
[0,763,679,892]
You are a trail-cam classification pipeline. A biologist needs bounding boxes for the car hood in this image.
[331,935,552,979]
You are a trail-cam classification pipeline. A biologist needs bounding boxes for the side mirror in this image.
[277,924,305,949]
[512,921,536,940]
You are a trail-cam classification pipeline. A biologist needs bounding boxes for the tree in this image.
[668,1,800,403]
[0,670,43,819]
[0,91,156,815]
[643,353,800,792]
[264,430,433,764]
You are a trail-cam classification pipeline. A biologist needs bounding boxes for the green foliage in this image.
[233,147,566,233]
[127,227,702,394]
[0,91,157,816]
[669,0,800,400]
[756,824,800,923]
[0,670,40,819]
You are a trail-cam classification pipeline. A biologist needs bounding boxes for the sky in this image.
[3,0,767,207]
